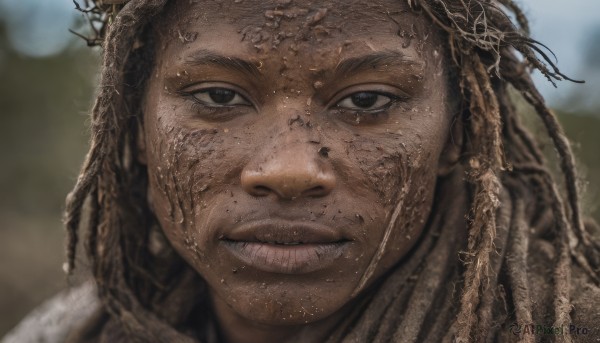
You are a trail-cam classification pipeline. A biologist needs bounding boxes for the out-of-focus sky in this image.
[523,0,600,112]
[0,0,599,112]
[0,0,75,57]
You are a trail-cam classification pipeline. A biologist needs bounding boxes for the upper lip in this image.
[222,219,347,244]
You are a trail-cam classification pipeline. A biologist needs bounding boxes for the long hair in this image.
[65,0,600,341]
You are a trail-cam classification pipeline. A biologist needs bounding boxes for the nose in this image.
[241,145,336,200]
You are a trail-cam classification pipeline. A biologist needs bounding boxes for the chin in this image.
[208,270,358,325]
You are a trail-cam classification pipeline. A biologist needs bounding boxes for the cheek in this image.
[342,131,442,268]
[344,132,438,205]
[145,120,235,262]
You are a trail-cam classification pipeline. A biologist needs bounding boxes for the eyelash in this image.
[337,92,400,111]
[178,86,253,121]
[180,87,407,123]
[185,98,246,121]
[331,91,406,124]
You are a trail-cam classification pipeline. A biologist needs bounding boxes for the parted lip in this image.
[221,219,348,244]
[220,219,351,274]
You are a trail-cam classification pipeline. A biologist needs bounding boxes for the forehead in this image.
[160,0,419,31]
[155,0,435,63]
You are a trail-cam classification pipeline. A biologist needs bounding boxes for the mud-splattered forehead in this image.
[154,0,433,54]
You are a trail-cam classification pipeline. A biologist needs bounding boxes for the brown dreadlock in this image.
[65,0,600,342]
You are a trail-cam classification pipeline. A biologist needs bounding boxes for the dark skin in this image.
[139,1,460,342]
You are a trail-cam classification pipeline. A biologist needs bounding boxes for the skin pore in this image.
[140,1,458,342]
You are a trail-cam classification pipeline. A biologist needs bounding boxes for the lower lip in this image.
[222,241,348,274]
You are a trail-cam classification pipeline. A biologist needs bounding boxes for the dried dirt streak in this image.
[351,173,412,297]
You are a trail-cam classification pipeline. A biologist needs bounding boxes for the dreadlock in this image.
[65,0,600,342]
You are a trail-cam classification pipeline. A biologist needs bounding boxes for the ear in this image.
[437,113,463,176]
[136,116,148,165]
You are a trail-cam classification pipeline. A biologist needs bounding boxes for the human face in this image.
[143,0,452,333]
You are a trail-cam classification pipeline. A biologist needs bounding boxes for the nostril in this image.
[301,186,326,197]
[252,185,272,196]
[318,147,330,158]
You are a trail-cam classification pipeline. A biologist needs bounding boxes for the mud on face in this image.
[141,0,455,340]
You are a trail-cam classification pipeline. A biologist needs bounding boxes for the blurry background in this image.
[0,0,598,336]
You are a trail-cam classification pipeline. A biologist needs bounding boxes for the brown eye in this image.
[336,92,394,111]
[351,92,378,108]
[191,87,250,106]
[208,88,235,103]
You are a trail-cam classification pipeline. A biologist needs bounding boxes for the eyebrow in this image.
[184,49,262,77]
[333,51,421,77]
[182,50,420,78]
